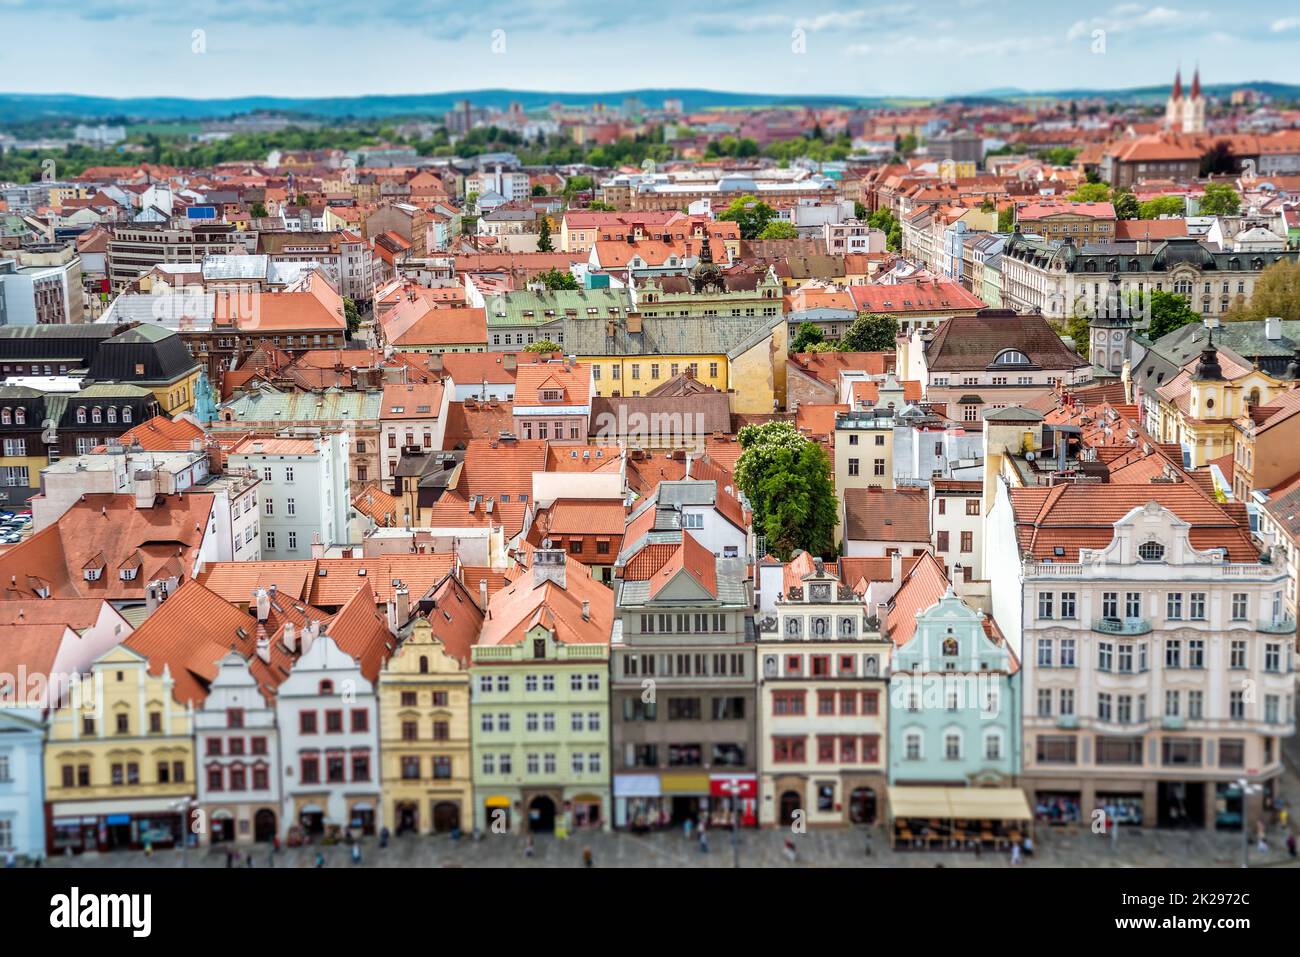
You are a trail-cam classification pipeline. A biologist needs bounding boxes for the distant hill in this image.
[1,81,1297,123]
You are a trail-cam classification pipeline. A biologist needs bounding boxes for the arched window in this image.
[1137,540,1165,562]
[107,407,117,423]
[13,408,24,425]
[91,406,102,424]
[318,680,334,695]
[122,406,132,423]
[419,656,429,674]
[76,407,87,424]
[993,349,1030,366]
[0,408,10,425]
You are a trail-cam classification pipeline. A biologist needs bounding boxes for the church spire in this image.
[1191,64,1201,99]
[1172,66,1183,100]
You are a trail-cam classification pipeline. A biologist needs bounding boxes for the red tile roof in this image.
[843,487,930,544]
[885,552,951,648]
[322,580,395,683]
[478,554,612,647]
[514,362,592,407]
[116,415,207,452]
[0,494,214,601]
[848,280,986,314]
[649,531,717,599]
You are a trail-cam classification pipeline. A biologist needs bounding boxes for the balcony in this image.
[1092,617,1152,636]
[1056,714,1079,730]
[1259,617,1297,635]
[1161,715,1185,730]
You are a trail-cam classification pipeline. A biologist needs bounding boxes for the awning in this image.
[887,786,1032,822]
[484,795,511,809]
[660,773,710,794]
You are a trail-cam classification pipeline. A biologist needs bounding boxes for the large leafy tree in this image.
[1144,290,1201,341]
[1068,182,1111,203]
[839,313,899,352]
[758,220,798,240]
[1200,183,1241,216]
[734,422,838,560]
[1226,259,1300,323]
[791,322,825,352]
[1112,188,1139,220]
[1139,195,1186,219]
[535,267,579,290]
[525,339,563,353]
[343,297,362,339]
[717,194,777,240]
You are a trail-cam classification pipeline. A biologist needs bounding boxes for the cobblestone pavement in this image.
[30,821,1300,869]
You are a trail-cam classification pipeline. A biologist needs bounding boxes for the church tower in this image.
[1166,66,1206,134]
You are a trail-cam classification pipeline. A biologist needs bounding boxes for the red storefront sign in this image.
[709,776,757,799]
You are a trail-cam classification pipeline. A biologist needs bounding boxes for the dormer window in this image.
[540,389,564,402]
[77,408,87,424]
[993,349,1030,366]
[1137,540,1165,562]
[119,567,138,581]
[84,567,102,582]
[14,408,25,425]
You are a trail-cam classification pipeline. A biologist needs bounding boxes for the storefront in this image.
[1033,791,1082,825]
[614,774,662,830]
[708,775,758,828]
[482,794,513,833]
[1096,792,1145,826]
[49,798,189,854]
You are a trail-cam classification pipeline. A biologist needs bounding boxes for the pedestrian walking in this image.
[314,851,325,868]
[783,838,797,863]
[582,846,593,868]
[864,832,873,857]
[1288,832,1297,858]
[380,827,390,849]
[684,818,693,842]
[524,835,535,858]
[3,850,14,869]
[351,843,362,865]
[225,849,233,868]
[1010,841,1022,866]
[698,830,709,854]
[144,840,153,859]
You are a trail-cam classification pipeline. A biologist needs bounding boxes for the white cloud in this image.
[1067,4,1211,42]
[1271,17,1300,32]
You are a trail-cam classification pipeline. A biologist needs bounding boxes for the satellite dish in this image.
[1025,451,1036,461]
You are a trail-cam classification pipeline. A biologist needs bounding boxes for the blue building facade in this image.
[888,589,1020,786]
[0,707,46,860]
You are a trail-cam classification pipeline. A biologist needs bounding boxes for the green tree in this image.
[898,133,919,155]
[562,175,593,197]
[757,220,798,240]
[1068,182,1111,203]
[716,193,777,240]
[535,267,579,291]
[1112,188,1139,220]
[791,322,825,352]
[1041,147,1079,167]
[537,216,554,252]
[531,184,547,196]
[250,201,268,219]
[525,339,563,353]
[979,197,996,214]
[295,193,309,207]
[585,200,616,212]
[734,422,838,560]
[1065,310,1092,356]
[1145,289,1201,340]
[343,297,362,339]
[839,313,899,352]
[1200,183,1241,216]
[1225,259,1300,323]
[998,204,1015,233]
[1139,195,1186,219]
[853,201,868,221]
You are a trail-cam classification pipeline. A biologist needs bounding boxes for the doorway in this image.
[254,809,277,843]
[779,790,802,827]
[528,796,557,833]
[396,802,419,834]
[849,787,877,825]
[432,802,460,833]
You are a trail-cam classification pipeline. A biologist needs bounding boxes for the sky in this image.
[2,0,1299,100]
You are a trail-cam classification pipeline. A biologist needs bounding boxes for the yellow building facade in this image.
[379,615,475,835]
[44,644,196,854]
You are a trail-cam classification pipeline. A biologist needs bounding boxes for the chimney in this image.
[389,581,410,633]
[254,587,270,622]
[502,353,517,373]
[283,621,297,653]
[582,600,591,621]
[133,469,156,509]
[428,353,443,376]
[478,577,489,610]
[532,546,567,589]
[145,580,164,615]
[301,619,318,656]
[890,552,903,588]
[256,628,272,664]
[311,532,324,559]
[1265,316,1282,340]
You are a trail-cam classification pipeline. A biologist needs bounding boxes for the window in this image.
[1231,593,1248,621]
[1138,540,1165,562]
[1059,592,1075,619]
[1166,593,1183,620]
[1038,592,1053,619]
[1230,640,1247,669]
[1165,639,1182,669]
[1189,593,1205,620]
[1060,639,1075,668]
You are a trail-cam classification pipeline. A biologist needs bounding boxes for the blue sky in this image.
[2,1,1299,99]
